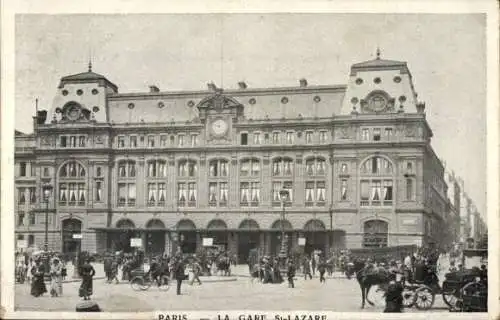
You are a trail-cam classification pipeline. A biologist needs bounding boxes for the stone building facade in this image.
[15,53,450,262]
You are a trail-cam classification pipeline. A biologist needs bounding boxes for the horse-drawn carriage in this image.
[400,249,487,311]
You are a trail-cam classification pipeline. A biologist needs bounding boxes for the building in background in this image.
[444,169,461,248]
[15,52,455,262]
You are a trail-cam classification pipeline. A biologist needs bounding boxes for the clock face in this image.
[211,119,228,136]
[368,94,387,112]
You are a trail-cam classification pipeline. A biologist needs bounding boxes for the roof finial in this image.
[88,58,92,72]
[376,47,381,60]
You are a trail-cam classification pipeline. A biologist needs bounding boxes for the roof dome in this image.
[57,63,118,92]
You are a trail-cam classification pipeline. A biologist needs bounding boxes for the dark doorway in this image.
[62,219,82,255]
[145,219,166,255]
[238,232,260,264]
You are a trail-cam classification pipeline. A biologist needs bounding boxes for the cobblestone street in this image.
[16,265,449,313]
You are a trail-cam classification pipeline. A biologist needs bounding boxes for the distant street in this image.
[16,264,449,313]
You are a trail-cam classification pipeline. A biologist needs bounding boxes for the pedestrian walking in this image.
[174,258,186,295]
[287,260,296,288]
[103,254,112,283]
[189,259,202,285]
[303,258,312,280]
[311,254,317,276]
[318,259,326,283]
[30,259,47,297]
[110,258,119,284]
[50,258,63,297]
[383,273,403,313]
[79,258,96,300]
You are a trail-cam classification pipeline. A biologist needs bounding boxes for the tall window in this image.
[118,183,136,207]
[95,181,103,202]
[305,158,326,176]
[18,188,26,204]
[43,167,50,177]
[178,182,197,207]
[362,129,370,141]
[160,135,168,147]
[305,131,313,144]
[209,160,229,177]
[28,187,36,204]
[209,182,228,207]
[359,156,394,206]
[147,135,155,147]
[319,131,328,143]
[17,212,25,227]
[178,134,185,147]
[272,132,280,144]
[373,128,381,141]
[190,134,198,147]
[178,160,197,177]
[240,159,260,177]
[147,183,166,206]
[240,182,260,207]
[130,136,138,147]
[272,158,293,176]
[385,128,393,139]
[147,160,167,178]
[59,161,87,207]
[253,132,262,145]
[117,136,125,148]
[286,132,294,144]
[208,159,229,207]
[406,178,414,200]
[19,162,27,177]
[31,164,36,177]
[118,160,136,178]
[305,181,326,206]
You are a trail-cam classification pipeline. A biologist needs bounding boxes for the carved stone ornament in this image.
[41,136,52,146]
[405,125,416,137]
[95,135,104,144]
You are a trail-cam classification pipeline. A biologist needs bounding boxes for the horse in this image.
[353,260,394,309]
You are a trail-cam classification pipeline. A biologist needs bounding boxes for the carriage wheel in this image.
[442,291,458,308]
[158,275,171,291]
[402,287,416,308]
[130,277,144,291]
[414,286,435,310]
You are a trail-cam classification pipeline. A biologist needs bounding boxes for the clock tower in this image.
[197,89,244,145]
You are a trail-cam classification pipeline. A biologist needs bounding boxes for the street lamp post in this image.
[278,189,290,271]
[42,183,53,252]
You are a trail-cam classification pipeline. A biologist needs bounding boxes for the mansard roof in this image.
[58,71,118,92]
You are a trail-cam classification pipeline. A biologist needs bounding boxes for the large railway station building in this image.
[15,53,452,262]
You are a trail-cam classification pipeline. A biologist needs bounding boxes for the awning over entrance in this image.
[238,219,260,231]
[207,219,228,230]
[89,227,171,232]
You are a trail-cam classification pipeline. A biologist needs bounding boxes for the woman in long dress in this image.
[30,260,47,297]
[50,258,63,297]
[79,258,96,300]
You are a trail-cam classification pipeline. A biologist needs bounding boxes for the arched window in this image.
[117,160,136,207]
[240,158,261,207]
[272,157,294,176]
[305,157,326,176]
[240,159,260,177]
[363,220,388,248]
[178,160,197,177]
[359,156,394,207]
[209,159,229,177]
[147,160,167,178]
[177,160,197,207]
[208,159,229,207]
[58,161,87,207]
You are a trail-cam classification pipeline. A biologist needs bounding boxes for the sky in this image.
[14,13,486,217]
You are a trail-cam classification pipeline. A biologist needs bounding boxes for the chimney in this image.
[207,82,218,92]
[37,110,47,124]
[149,85,160,93]
[417,102,426,114]
[238,81,247,90]
[299,78,308,87]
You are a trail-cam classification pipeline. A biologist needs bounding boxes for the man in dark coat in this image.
[30,259,47,297]
[286,260,296,288]
[103,255,113,283]
[174,258,186,295]
[383,273,403,312]
[317,259,327,283]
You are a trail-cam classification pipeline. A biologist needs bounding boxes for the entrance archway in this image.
[206,219,228,250]
[238,219,260,264]
[145,219,166,255]
[270,219,293,256]
[113,219,136,253]
[62,219,82,255]
[363,219,388,248]
[303,219,326,256]
[177,219,197,254]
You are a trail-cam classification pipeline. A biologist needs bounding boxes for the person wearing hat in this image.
[50,257,63,297]
[286,259,296,288]
[79,258,96,300]
[383,272,404,312]
[30,259,47,297]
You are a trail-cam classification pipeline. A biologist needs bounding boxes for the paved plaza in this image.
[15,264,449,313]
